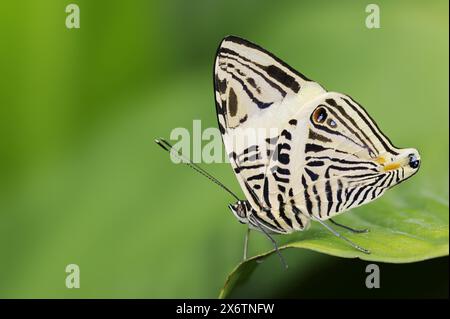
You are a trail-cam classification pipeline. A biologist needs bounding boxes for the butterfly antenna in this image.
[155,137,240,201]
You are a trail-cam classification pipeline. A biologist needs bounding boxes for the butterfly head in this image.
[228,200,249,224]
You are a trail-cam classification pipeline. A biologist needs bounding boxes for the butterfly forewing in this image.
[214,36,325,132]
[214,36,326,232]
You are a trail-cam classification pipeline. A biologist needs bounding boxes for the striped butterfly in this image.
[157,36,420,266]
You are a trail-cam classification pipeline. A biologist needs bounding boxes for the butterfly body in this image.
[214,36,420,236]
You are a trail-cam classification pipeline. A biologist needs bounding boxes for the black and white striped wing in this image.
[214,36,325,232]
[214,36,325,133]
[213,36,420,234]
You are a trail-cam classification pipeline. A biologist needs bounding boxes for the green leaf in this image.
[219,189,449,299]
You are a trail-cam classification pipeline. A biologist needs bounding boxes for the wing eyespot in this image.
[327,118,337,128]
[312,107,338,129]
[312,106,328,124]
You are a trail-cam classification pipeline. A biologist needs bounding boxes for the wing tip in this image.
[217,35,315,83]
[218,35,257,51]
[221,34,248,44]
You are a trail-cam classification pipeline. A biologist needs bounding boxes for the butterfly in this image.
[157,36,420,266]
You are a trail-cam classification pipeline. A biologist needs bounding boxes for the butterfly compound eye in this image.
[313,107,327,123]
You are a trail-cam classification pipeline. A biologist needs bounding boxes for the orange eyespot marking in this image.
[312,107,327,123]
[384,162,400,172]
[375,156,386,164]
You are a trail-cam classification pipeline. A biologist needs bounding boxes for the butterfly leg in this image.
[312,216,370,254]
[243,227,251,261]
[330,219,369,234]
[249,213,288,269]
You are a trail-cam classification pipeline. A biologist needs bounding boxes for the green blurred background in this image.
[0,0,448,298]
